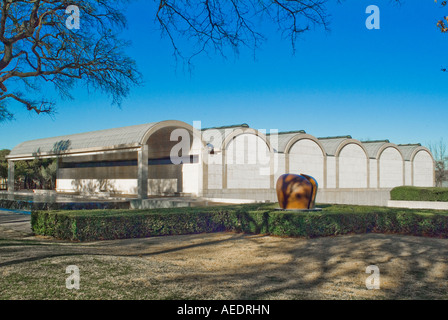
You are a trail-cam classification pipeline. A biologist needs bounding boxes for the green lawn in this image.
[2,203,448,300]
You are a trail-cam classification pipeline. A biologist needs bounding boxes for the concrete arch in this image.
[140,120,204,148]
[284,134,327,156]
[138,120,206,198]
[284,134,327,188]
[409,146,434,163]
[221,128,274,189]
[376,143,404,161]
[335,139,370,159]
[335,139,370,188]
[221,127,274,153]
[377,144,405,188]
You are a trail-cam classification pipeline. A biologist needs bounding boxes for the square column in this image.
[7,160,14,192]
[137,145,148,199]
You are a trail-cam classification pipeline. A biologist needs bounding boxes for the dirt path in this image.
[1,211,447,299]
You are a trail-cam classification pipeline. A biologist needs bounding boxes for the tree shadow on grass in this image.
[0,233,247,268]
[148,233,448,300]
[0,232,447,299]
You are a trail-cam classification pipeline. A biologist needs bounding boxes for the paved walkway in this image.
[0,210,33,239]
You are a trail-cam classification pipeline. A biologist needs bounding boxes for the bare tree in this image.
[0,0,336,122]
[156,0,330,63]
[433,0,448,73]
[0,0,141,121]
[429,139,448,187]
[437,0,448,32]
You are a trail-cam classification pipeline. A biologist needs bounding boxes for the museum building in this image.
[6,120,435,206]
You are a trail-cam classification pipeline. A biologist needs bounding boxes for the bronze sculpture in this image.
[276,173,318,210]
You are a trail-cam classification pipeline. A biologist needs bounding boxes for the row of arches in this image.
[134,122,434,193]
[202,126,435,190]
[7,120,434,197]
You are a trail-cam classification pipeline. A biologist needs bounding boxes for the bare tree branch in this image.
[155,0,330,64]
[0,0,141,120]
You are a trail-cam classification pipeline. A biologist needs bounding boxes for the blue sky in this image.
[1,0,448,150]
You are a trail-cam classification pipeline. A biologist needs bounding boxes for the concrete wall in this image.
[338,143,368,188]
[316,188,391,207]
[379,147,403,188]
[369,159,378,188]
[225,134,271,189]
[207,154,223,190]
[288,139,325,186]
[204,188,392,207]
[326,156,337,188]
[404,161,412,185]
[273,153,286,186]
[413,150,434,187]
[182,163,201,195]
[204,188,277,203]
[388,200,448,210]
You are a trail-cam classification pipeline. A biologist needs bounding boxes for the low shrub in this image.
[31,204,448,241]
[390,186,448,202]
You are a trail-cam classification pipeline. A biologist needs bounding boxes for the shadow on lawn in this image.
[0,232,447,299]
[144,233,448,299]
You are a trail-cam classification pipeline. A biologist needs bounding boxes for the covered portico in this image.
[6,120,205,199]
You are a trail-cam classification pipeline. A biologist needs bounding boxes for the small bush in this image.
[391,186,448,202]
[31,204,448,241]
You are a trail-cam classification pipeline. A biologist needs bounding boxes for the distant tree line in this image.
[0,149,57,190]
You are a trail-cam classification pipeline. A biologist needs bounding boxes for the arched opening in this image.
[144,125,201,196]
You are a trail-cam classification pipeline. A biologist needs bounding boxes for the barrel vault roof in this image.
[8,122,159,158]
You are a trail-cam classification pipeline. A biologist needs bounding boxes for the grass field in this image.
[1,233,448,300]
[1,203,448,300]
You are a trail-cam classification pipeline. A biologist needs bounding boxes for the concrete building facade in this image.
[6,120,435,206]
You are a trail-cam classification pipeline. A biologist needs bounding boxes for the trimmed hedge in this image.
[31,204,448,241]
[391,186,448,202]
